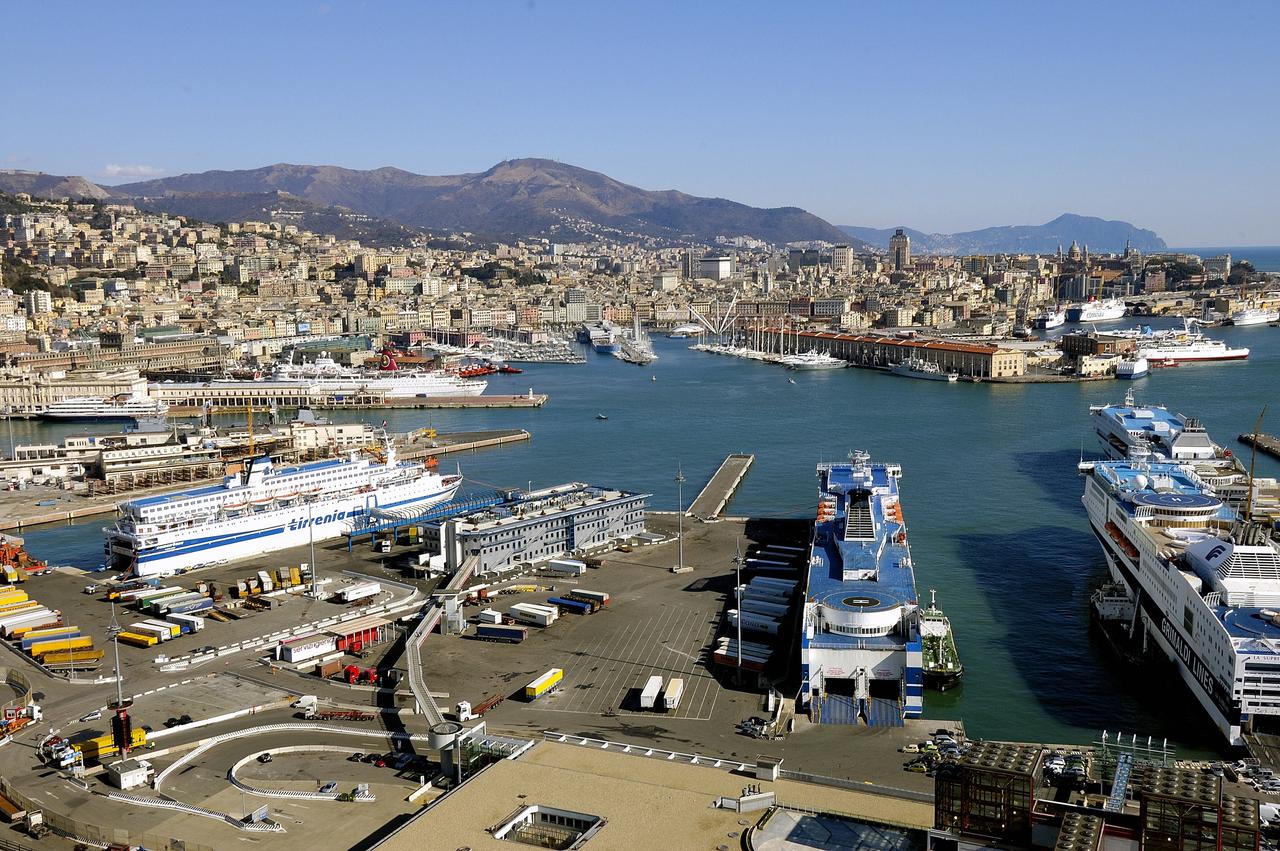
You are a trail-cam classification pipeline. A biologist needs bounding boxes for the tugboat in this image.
[920,590,963,690]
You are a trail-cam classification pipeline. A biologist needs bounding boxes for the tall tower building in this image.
[889,229,911,271]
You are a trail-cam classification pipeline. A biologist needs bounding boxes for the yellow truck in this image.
[524,668,564,701]
[117,631,158,648]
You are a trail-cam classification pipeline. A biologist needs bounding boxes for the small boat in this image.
[596,413,608,420]
[787,378,796,384]
[498,365,524,374]
[650,375,657,381]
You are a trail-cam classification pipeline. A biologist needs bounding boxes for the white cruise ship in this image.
[41,393,168,422]
[105,441,461,576]
[1136,335,1249,363]
[1066,298,1126,322]
[1230,307,1280,326]
[1081,459,1280,744]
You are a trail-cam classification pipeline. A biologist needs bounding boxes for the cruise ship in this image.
[105,441,461,576]
[41,393,168,422]
[1135,334,1249,363]
[800,453,923,726]
[1081,459,1280,744]
[1066,297,1127,323]
[1230,306,1280,326]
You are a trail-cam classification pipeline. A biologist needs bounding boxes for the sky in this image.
[5,1,1278,245]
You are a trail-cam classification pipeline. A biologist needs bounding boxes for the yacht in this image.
[666,323,703,338]
[780,350,846,371]
[42,393,169,422]
[890,358,958,382]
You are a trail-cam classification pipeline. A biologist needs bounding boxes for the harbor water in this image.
[12,317,1280,753]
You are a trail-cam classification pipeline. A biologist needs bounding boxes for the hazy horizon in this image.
[6,1,1277,245]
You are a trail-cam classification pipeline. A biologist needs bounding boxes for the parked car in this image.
[348,753,364,762]
[319,781,338,794]
[257,753,272,764]
[78,710,102,722]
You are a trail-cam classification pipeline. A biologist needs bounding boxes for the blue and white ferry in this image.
[1090,388,1219,463]
[1082,458,1280,744]
[105,441,461,577]
[800,452,923,726]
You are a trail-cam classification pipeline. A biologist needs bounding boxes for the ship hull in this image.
[923,669,963,691]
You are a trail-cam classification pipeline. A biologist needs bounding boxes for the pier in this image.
[1238,432,1280,461]
[688,453,755,520]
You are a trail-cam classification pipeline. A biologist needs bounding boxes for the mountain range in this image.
[1,162,1166,253]
[840,214,1167,255]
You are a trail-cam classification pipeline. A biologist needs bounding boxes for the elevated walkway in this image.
[344,493,503,550]
[688,453,754,519]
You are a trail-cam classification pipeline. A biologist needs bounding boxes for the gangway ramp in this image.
[688,454,754,520]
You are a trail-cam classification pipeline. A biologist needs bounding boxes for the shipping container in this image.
[9,618,63,639]
[277,634,336,664]
[165,597,213,616]
[336,581,380,604]
[662,678,684,711]
[524,668,563,700]
[29,636,94,658]
[571,589,610,607]
[73,727,147,762]
[117,631,158,647]
[316,658,343,679]
[166,612,205,633]
[289,566,302,586]
[133,586,186,607]
[150,592,203,614]
[509,603,557,627]
[0,600,38,617]
[476,624,528,644]
[0,609,56,637]
[639,675,664,710]
[740,585,791,605]
[477,609,503,624]
[41,648,105,666]
[546,559,587,576]
[740,598,790,618]
[0,590,29,607]
[547,596,592,615]
[0,605,50,628]
[747,577,797,591]
[20,627,79,650]
[106,578,160,600]
[141,620,181,639]
[129,623,171,642]
[727,609,779,635]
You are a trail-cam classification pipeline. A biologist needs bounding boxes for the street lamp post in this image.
[733,539,743,679]
[675,465,686,571]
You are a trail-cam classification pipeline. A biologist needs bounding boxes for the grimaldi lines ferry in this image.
[800,452,923,726]
[106,441,461,577]
[1081,458,1280,744]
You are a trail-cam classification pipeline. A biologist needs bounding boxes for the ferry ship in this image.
[891,358,958,382]
[1089,389,1219,463]
[1080,459,1280,744]
[105,441,461,577]
[1115,357,1149,380]
[1066,298,1126,323]
[800,452,923,725]
[1033,308,1066,329]
[41,393,168,422]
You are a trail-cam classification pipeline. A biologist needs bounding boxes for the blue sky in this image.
[5,1,1278,245]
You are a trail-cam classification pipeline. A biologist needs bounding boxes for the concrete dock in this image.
[1239,432,1280,461]
[0,428,533,532]
[688,452,755,519]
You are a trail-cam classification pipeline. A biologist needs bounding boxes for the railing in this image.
[104,790,284,832]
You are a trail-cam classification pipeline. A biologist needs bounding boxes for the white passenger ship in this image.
[1081,458,1280,744]
[41,393,168,421]
[105,441,461,576]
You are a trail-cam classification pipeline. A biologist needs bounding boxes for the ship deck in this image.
[806,463,917,649]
